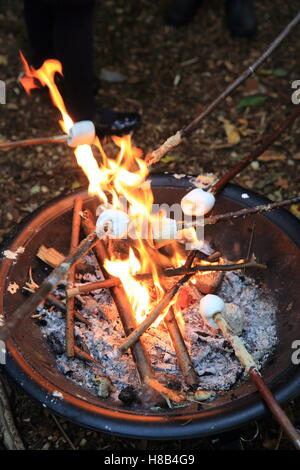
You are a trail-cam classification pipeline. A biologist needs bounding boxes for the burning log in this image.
[117,272,193,356]
[145,12,300,166]
[0,231,98,341]
[199,294,300,451]
[66,197,83,358]
[164,307,198,388]
[81,209,159,397]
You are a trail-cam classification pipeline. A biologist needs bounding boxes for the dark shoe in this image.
[225,0,257,37]
[164,0,201,27]
[94,108,141,137]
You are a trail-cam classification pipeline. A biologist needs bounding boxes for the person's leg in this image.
[164,0,202,27]
[53,0,95,122]
[225,0,257,37]
[23,0,54,68]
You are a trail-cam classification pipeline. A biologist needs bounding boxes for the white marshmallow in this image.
[67,121,95,147]
[181,188,215,216]
[199,294,226,329]
[96,209,130,239]
[151,217,178,241]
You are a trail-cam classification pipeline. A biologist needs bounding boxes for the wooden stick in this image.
[214,313,300,451]
[145,12,300,165]
[210,105,300,194]
[118,273,193,355]
[74,346,106,371]
[134,259,266,280]
[81,210,157,391]
[0,232,98,341]
[144,377,185,404]
[178,195,300,228]
[164,250,198,387]
[66,197,83,358]
[164,306,198,388]
[0,134,67,150]
[67,278,120,297]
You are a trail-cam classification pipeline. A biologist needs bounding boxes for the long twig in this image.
[134,259,266,280]
[0,134,67,150]
[145,12,300,165]
[0,232,98,341]
[66,197,83,358]
[178,195,300,228]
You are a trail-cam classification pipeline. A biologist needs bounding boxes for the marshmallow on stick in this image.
[181,188,215,216]
[199,294,226,329]
[96,209,130,239]
[67,121,96,147]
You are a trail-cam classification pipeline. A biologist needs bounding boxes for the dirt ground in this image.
[0,0,300,451]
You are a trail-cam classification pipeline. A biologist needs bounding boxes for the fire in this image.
[19,53,205,327]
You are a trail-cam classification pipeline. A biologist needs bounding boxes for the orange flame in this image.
[20,53,199,328]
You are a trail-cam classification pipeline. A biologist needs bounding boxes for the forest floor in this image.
[0,0,299,450]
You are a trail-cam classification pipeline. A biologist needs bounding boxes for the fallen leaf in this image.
[30,184,41,195]
[223,119,240,145]
[272,68,288,77]
[291,204,300,217]
[237,95,268,109]
[275,177,289,190]
[293,152,300,160]
[0,55,7,65]
[258,150,286,162]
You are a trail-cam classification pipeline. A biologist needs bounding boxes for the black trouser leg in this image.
[23,0,54,68]
[53,2,95,121]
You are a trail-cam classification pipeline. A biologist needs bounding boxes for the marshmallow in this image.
[181,188,215,216]
[96,209,130,239]
[199,294,226,329]
[67,121,95,147]
[151,217,178,241]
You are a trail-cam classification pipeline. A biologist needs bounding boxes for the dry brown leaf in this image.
[275,177,289,190]
[223,119,240,145]
[293,152,300,160]
[258,150,286,162]
[0,55,7,65]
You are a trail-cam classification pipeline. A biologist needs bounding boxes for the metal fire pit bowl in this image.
[1,174,300,439]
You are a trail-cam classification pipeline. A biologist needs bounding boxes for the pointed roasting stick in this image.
[213,312,300,450]
[177,195,300,228]
[66,197,83,358]
[0,134,68,150]
[117,272,193,356]
[0,232,98,342]
[145,12,300,166]
[134,259,266,281]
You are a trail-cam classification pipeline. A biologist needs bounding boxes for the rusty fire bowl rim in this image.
[1,173,300,440]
